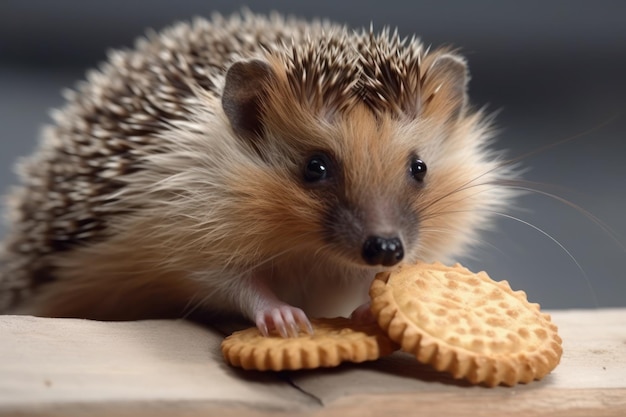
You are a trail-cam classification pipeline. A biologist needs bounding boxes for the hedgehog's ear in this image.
[425,54,469,120]
[222,59,275,139]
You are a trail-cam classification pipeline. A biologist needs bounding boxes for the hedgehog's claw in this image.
[255,305,313,338]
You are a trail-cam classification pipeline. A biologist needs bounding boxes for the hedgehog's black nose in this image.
[362,236,404,266]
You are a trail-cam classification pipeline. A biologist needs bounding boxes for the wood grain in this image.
[1,309,624,416]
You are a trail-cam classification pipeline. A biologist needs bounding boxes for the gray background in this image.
[1,1,625,309]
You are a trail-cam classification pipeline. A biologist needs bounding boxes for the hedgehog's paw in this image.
[254,305,313,338]
[350,301,376,324]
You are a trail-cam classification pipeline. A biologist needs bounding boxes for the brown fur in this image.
[1,12,514,324]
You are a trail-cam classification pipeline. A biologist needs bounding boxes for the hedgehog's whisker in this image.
[417,163,512,215]
[420,169,625,256]
[494,180,626,252]
[420,206,600,307]
[488,210,599,308]
[418,164,623,309]
[181,293,201,319]
[421,112,621,218]
[498,112,622,167]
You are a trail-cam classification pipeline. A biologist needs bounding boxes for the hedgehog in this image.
[0,11,513,337]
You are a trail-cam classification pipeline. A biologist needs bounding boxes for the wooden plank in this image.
[290,308,626,416]
[0,316,315,414]
[0,309,624,416]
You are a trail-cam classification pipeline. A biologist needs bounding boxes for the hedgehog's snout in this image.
[361,235,404,266]
[324,196,414,267]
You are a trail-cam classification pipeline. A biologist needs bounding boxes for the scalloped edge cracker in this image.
[369,262,562,386]
[221,317,398,371]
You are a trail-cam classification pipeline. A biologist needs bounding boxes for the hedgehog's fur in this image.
[0,11,514,326]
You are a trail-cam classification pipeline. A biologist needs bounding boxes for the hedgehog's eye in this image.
[303,153,332,182]
[409,157,427,182]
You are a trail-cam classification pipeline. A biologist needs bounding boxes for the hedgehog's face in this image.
[291,106,426,268]
[298,143,427,268]
[221,48,508,269]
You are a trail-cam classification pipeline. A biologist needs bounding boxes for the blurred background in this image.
[1,0,625,309]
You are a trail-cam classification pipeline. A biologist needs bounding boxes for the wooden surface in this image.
[0,309,624,417]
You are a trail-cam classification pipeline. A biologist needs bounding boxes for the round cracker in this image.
[370,262,562,386]
[221,317,398,371]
